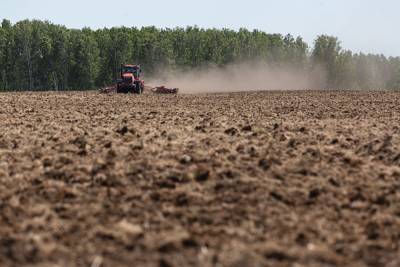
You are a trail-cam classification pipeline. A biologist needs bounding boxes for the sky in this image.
[1,0,399,57]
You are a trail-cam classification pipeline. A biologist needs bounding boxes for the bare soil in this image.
[0,91,400,267]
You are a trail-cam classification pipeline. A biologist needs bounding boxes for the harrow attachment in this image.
[99,85,179,95]
[99,85,117,94]
[150,86,179,94]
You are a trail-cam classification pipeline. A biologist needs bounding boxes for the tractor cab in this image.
[121,64,141,79]
[116,64,144,94]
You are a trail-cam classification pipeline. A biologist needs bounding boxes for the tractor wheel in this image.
[135,83,142,94]
[118,86,129,94]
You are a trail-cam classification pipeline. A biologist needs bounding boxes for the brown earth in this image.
[0,91,400,267]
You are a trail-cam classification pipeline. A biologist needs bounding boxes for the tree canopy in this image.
[0,19,399,91]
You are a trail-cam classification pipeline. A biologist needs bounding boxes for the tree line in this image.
[0,19,399,91]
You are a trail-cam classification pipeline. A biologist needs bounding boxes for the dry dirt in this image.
[0,91,400,267]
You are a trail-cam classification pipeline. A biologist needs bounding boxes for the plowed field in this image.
[0,91,400,267]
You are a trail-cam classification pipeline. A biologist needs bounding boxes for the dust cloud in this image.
[149,61,327,93]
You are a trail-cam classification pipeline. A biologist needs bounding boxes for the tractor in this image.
[116,64,144,94]
[99,64,179,94]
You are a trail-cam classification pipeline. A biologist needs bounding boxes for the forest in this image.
[0,19,399,91]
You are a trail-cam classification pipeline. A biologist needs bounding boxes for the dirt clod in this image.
[194,169,210,182]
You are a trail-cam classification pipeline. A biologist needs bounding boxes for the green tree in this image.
[335,50,356,89]
[67,29,99,89]
[0,24,6,90]
[47,25,69,90]
[13,20,35,90]
[0,19,13,90]
[312,35,342,87]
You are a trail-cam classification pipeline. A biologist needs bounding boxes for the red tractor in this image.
[99,64,179,94]
[116,64,144,94]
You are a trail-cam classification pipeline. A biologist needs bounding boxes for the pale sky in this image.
[1,0,399,56]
